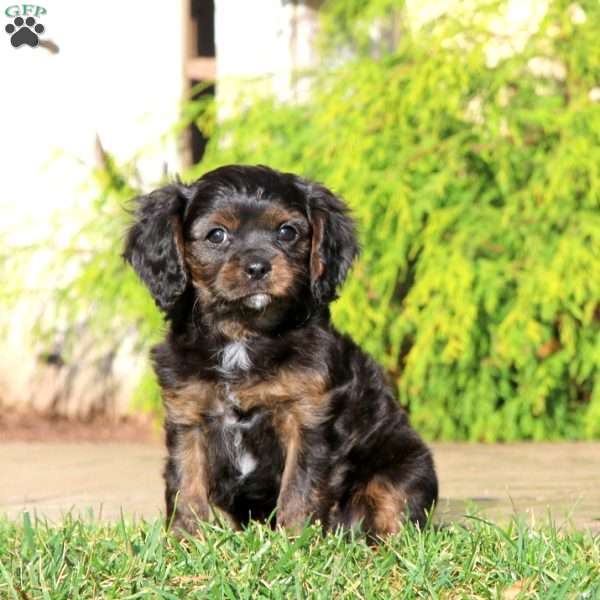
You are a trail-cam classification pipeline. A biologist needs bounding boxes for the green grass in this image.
[0,515,598,599]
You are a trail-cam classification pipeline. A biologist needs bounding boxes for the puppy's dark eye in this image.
[206,228,227,244]
[277,224,297,242]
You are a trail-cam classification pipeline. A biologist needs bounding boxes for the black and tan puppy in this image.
[124,165,437,538]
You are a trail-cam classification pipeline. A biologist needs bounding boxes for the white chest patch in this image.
[222,424,258,478]
[220,395,262,478]
[238,451,257,476]
[220,341,252,373]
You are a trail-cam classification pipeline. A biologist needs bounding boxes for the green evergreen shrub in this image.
[192,0,600,440]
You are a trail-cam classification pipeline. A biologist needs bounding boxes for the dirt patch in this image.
[1,413,599,532]
[0,411,161,444]
[1,437,599,531]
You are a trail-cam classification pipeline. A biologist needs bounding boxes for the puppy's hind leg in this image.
[339,458,438,539]
[338,476,407,539]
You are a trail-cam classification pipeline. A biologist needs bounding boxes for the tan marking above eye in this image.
[210,209,240,232]
[257,206,305,230]
[189,210,241,239]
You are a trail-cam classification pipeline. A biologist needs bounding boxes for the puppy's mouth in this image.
[240,293,272,310]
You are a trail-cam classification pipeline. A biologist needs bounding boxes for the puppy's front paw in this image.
[276,504,311,534]
[170,508,208,539]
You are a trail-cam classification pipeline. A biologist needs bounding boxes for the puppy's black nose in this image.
[245,258,271,280]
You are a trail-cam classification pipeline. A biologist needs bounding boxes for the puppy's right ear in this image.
[123,184,190,312]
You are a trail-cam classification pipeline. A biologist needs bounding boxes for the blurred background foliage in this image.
[27,0,600,440]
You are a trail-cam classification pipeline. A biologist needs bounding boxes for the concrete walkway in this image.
[2,442,599,532]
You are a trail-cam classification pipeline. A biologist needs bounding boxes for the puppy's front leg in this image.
[276,416,319,531]
[164,423,209,536]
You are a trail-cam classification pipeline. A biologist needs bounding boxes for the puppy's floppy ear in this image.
[123,184,191,312]
[296,179,359,304]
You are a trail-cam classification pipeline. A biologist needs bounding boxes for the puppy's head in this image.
[123,165,358,329]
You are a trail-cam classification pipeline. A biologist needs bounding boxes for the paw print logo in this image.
[5,16,45,48]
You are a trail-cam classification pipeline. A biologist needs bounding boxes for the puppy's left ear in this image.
[296,179,359,304]
[123,184,191,312]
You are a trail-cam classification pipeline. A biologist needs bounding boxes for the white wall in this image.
[1,1,185,218]
[0,1,186,415]
[214,0,320,117]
